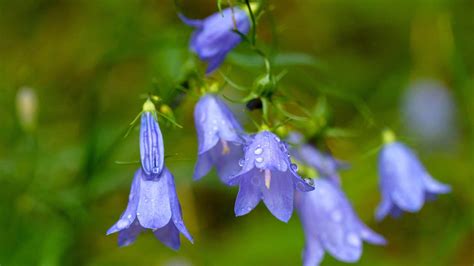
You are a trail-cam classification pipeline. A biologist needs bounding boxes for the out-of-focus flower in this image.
[107,168,193,249]
[179,7,250,74]
[16,86,38,132]
[140,99,164,179]
[194,94,244,183]
[229,130,314,222]
[376,131,451,221]
[296,178,386,265]
[401,79,458,148]
[288,132,347,184]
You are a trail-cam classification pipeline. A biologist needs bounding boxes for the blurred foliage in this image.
[0,0,472,265]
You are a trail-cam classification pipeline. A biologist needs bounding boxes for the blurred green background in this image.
[0,0,472,265]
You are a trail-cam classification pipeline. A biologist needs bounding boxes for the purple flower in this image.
[296,178,386,265]
[229,131,314,222]
[402,79,458,148]
[107,168,193,249]
[179,7,250,74]
[194,94,244,183]
[288,132,347,184]
[376,141,451,221]
[140,111,164,179]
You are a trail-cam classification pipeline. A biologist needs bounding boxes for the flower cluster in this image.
[107,3,452,266]
[193,95,314,222]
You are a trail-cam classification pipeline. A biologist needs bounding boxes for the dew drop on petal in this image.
[347,232,361,247]
[254,147,263,155]
[304,178,314,186]
[331,210,343,222]
[239,159,245,167]
[290,163,298,171]
[127,214,132,219]
[116,219,129,229]
[255,157,264,163]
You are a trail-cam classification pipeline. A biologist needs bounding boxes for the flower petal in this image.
[137,169,172,229]
[153,221,181,250]
[117,220,143,247]
[302,239,325,266]
[213,142,244,184]
[422,173,451,194]
[178,13,203,28]
[165,169,193,243]
[140,112,164,178]
[194,94,243,154]
[193,152,213,181]
[375,196,392,222]
[234,169,262,217]
[205,53,227,74]
[358,223,387,245]
[261,170,294,222]
[107,169,141,235]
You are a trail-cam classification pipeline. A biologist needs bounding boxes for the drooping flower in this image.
[376,131,451,221]
[107,168,193,249]
[288,132,347,184]
[139,99,165,179]
[296,178,386,265]
[179,7,251,74]
[107,99,192,249]
[194,94,245,183]
[228,130,314,222]
[402,79,458,148]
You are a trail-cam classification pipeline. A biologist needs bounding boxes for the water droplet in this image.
[255,157,264,163]
[254,147,263,155]
[347,232,361,246]
[290,163,298,171]
[304,178,315,186]
[116,219,129,229]
[137,212,141,216]
[239,159,245,167]
[274,136,281,142]
[331,210,343,222]
[127,214,132,219]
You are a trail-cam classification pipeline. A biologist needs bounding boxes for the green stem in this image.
[245,0,257,46]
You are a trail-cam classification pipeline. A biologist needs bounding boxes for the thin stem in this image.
[245,0,257,46]
[228,0,237,29]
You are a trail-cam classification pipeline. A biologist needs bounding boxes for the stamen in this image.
[221,139,230,155]
[264,169,271,189]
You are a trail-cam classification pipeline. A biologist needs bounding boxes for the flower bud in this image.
[16,87,38,133]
